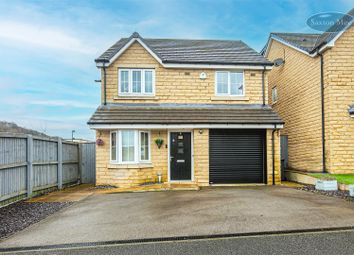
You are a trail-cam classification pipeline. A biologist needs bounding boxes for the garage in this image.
[209,129,266,184]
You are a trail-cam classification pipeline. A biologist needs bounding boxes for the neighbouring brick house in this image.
[262,8,354,174]
[88,32,283,188]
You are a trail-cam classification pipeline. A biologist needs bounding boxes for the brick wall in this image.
[102,42,268,105]
[96,130,168,187]
[96,128,281,187]
[266,129,281,184]
[193,129,209,186]
[267,40,323,172]
[323,26,354,173]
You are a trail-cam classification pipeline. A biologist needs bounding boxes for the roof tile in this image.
[96,36,272,66]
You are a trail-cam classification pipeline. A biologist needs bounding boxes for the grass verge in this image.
[309,174,354,185]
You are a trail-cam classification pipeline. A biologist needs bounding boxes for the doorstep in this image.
[96,182,200,194]
[210,183,266,187]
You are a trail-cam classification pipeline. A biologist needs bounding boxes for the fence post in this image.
[58,138,63,190]
[26,135,33,198]
[78,143,83,184]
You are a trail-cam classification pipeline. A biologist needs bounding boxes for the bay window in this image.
[215,71,244,96]
[121,130,136,162]
[119,69,155,95]
[140,131,149,161]
[110,130,150,163]
[110,132,117,161]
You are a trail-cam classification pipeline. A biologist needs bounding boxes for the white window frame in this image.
[118,69,155,96]
[139,131,151,162]
[110,130,151,164]
[110,131,118,162]
[272,86,278,104]
[215,70,245,96]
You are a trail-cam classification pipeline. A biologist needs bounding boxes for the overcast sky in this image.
[0,0,352,140]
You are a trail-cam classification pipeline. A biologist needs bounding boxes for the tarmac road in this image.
[2,229,354,255]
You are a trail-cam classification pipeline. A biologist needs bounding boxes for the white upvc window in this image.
[118,69,155,95]
[215,71,244,96]
[110,130,151,163]
[272,87,278,103]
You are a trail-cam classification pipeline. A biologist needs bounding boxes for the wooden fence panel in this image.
[0,134,96,205]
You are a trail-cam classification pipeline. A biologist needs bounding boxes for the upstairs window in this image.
[215,71,244,96]
[119,69,155,95]
[272,87,278,103]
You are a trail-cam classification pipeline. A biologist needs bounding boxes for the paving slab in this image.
[1,186,354,248]
[28,184,94,203]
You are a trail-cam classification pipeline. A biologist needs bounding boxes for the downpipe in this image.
[103,62,107,106]
[319,52,326,173]
[262,66,266,106]
[272,126,277,185]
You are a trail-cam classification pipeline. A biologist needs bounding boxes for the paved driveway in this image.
[2,186,354,248]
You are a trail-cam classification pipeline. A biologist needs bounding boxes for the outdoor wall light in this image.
[199,129,203,134]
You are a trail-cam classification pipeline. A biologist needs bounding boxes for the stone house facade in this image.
[89,32,283,187]
[263,8,354,173]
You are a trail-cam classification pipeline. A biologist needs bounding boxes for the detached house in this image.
[88,32,283,188]
[262,8,354,174]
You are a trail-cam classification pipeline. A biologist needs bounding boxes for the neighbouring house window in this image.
[110,130,151,163]
[215,71,244,96]
[119,69,155,95]
[272,87,278,103]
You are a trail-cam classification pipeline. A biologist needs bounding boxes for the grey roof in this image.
[264,8,354,54]
[270,33,321,52]
[96,32,272,66]
[88,103,283,125]
[313,8,354,51]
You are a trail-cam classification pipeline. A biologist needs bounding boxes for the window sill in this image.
[211,96,249,101]
[108,163,153,169]
[114,95,159,100]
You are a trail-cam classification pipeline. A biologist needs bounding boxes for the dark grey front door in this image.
[170,132,192,181]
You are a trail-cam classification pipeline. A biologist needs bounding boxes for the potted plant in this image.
[96,138,104,146]
[155,138,164,149]
[157,172,162,183]
[315,176,338,191]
